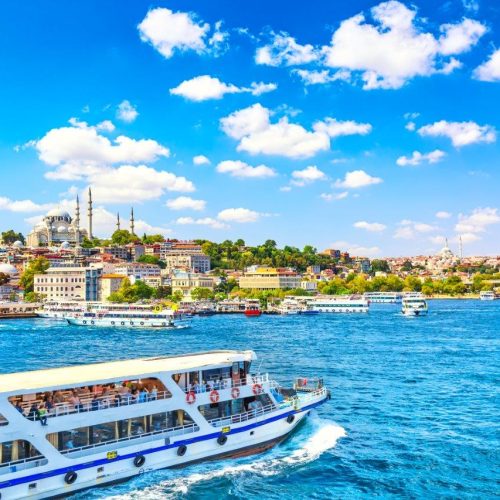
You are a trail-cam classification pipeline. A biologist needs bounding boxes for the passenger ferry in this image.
[479,290,497,301]
[35,301,83,319]
[277,298,302,315]
[310,296,369,313]
[0,350,329,499]
[364,292,403,304]
[66,309,189,329]
[401,296,428,316]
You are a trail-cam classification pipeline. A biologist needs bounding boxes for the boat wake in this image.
[98,414,345,499]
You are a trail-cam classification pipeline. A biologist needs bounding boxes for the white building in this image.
[114,262,161,282]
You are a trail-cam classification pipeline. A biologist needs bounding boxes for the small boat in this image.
[35,301,84,319]
[0,350,329,499]
[401,296,428,316]
[480,291,497,301]
[244,300,262,317]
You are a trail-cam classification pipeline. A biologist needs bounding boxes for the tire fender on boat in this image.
[217,434,228,445]
[133,455,146,467]
[64,471,78,484]
[177,445,187,456]
[286,414,295,424]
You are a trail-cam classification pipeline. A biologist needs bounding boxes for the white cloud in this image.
[292,68,351,85]
[96,120,115,132]
[193,155,210,166]
[436,211,452,219]
[0,197,54,213]
[320,191,349,201]
[418,120,496,147]
[396,149,446,166]
[88,165,195,203]
[166,196,206,211]
[116,100,139,123]
[280,186,292,192]
[473,49,500,82]
[321,1,485,89]
[256,32,319,66]
[405,121,416,131]
[394,219,438,239]
[217,208,262,223]
[216,160,276,179]
[220,104,371,159]
[291,165,326,186]
[331,240,381,257]
[334,170,382,189]
[455,207,500,235]
[138,7,226,59]
[169,75,277,101]
[354,221,387,232]
[176,217,227,229]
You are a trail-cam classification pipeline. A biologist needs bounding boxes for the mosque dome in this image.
[0,263,18,276]
[57,226,67,233]
[61,241,71,249]
[12,241,23,248]
[438,240,454,259]
[46,208,71,220]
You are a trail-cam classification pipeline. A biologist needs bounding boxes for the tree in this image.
[190,287,215,301]
[1,230,25,245]
[171,290,184,303]
[20,257,49,293]
[111,230,139,245]
[142,234,165,244]
[0,272,10,285]
[153,286,172,299]
[137,255,165,269]
[371,259,390,273]
[24,291,44,303]
[401,260,413,272]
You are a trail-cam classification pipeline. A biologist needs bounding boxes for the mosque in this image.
[26,188,136,248]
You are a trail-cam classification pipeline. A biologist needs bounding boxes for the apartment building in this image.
[238,267,302,290]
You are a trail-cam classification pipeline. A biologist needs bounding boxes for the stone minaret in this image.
[130,207,135,235]
[116,212,121,231]
[75,194,81,243]
[88,187,93,240]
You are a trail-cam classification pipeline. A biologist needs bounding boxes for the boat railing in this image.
[22,390,172,421]
[0,455,48,476]
[180,373,272,394]
[59,421,200,457]
[207,401,285,427]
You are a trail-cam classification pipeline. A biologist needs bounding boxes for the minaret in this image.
[88,187,93,240]
[116,212,121,231]
[130,207,135,235]
[459,236,463,259]
[75,194,81,243]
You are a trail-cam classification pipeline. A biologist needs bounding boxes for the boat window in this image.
[47,409,195,453]
[172,371,200,391]
[198,394,274,422]
[9,377,170,419]
[0,413,7,426]
[0,440,47,476]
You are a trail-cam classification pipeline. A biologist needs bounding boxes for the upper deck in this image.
[0,350,256,395]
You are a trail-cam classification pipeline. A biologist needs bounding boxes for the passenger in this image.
[208,379,215,391]
[91,395,100,411]
[114,393,122,407]
[138,387,149,403]
[203,380,210,392]
[38,403,48,426]
[69,391,83,413]
[28,403,38,421]
[14,400,25,415]
[45,396,55,412]
[192,380,200,393]
[53,391,64,404]
[131,389,139,403]
[150,385,158,401]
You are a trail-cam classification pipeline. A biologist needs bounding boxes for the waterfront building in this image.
[113,262,161,282]
[163,254,211,274]
[238,267,301,290]
[100,274,126,301]
[34,266,103,301]
[300,280,318,291]
[171,270,215,299]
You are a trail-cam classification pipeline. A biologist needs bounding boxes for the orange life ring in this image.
[231,387,240,399]
[186,391,196,404]
[210,390,220,404]
[252,383,263,395]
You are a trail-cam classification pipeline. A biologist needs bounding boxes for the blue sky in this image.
[0,0,499,256]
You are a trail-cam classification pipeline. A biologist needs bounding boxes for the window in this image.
[199,394,274,424]
[0,413,7,426]
[0,440,45,469]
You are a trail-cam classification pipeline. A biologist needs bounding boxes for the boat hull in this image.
[66,318,189,329]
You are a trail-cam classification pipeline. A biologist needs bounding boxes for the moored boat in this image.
[479,291,497,301]
[0,350,329,499]
[309,295,369,313]
[244,300,262,317]
[364,292,403,304]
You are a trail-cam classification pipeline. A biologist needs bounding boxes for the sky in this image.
[0,0,499,257]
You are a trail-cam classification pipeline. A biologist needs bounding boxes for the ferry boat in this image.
[310,296,369,313]
[401,296,428,316]
[0,350,329,499]
[66,309,189,329]
[364,292,403,304]
[479,291,497,301]
[35,301,84,319]
[244,300,262,317]
[277,298,301,315]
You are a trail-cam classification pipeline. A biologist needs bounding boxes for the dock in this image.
[0,302,39,319]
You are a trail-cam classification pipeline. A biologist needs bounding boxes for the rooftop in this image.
[0,350,256,394]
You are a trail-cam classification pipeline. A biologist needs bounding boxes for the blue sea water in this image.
[0,299,499,499]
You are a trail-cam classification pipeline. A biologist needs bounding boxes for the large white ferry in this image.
[401,296,428,316]
[364,292,403,304]
[309,296,369,313]
[35,301,83,319]
[479,291,497,301]
[0,350,328,499]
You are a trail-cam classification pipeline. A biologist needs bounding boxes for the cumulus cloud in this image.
[166,196,206,211]
[193,155,210,166]
[473,49,500,82]
[116,100,139,123]
[291,165,327,186]
[217,208,262,223]
[176,216,227,229]
[169,75,277,101]
[0,197,54,213]
[216,160,276,179]
[334,170,382,189]
[353,221,387,232]
[256,32,319,66]
[321,1,486,89]
[220,104,372,159]
[394,219,438,239]
[436,211,452,219]
[331,240,381,257]
[418,120,496,147]
[292,68,351,85]
[396,149,446,166]
[455,207,500,235]
[138,7,227,59]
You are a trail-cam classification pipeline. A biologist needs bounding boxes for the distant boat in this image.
[480,291,497,301]
[401,296,428,316]
[309,296,369,314]
[244,300,262,317]
[364,292,403,304]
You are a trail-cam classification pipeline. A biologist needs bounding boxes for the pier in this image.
[0,302,39,319]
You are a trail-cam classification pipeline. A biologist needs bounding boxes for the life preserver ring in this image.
[186,391,196,404]
[83,320,87,325]
[210,390,220,404]
[133,455,146,467]
[231,387,240,399]
[64,471,78,484]
[252,383,263,395]
[217,434,227,445]
[130,322,134,326]
[177,444,187,456]
[140,322,144,326]
[111,321,115,325]
[90,320,94,325]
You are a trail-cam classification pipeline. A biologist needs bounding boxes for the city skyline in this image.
[0,0,499,257]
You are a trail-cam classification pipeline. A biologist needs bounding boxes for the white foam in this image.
[103,414,346,499]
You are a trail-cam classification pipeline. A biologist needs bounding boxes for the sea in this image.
[0,299,498,499]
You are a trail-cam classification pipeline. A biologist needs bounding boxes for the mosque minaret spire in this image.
[130,207,135,235]
[88,187,93,240]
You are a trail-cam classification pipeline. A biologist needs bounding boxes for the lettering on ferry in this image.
[107,451,118,460]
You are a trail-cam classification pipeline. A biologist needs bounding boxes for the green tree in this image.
[1,230,25,245]
[153,286,172,299]
[24,291,44,303]
[136,255,166,269]
[371,259,390,273]
[142,234,165,244]
[20,257,49,293]
[171,290,184,303]
[111,230,139,245]
[401,260,413,272]
[190,287,215,301]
